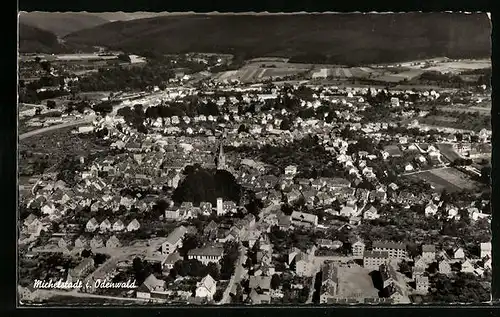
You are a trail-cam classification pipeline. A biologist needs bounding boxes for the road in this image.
[19,116,95,140]
[218,243,246,305]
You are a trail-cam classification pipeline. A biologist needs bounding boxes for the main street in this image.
[218,243,246,305]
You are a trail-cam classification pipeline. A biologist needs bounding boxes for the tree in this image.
[93,253,108,266]
[213,289,224,302]
[271,274,281,290]
[40,61,51,72]
[117,53,131,63]
[280,118,292,130]
[81,249,92,258]
[207,262,221,280]
[237,124,248,134]
[46,100,56,109]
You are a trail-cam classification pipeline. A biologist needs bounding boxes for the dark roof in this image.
[188,246,223,257]
[363,250,389,258]
[422,244,436,252]
[373,241,406,250]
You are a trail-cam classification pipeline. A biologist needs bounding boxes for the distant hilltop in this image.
[20,12,491,66]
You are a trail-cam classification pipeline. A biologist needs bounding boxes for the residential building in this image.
[136,274,166,299]
[127,219,140,232]
[295,252,315,277]
[461,260,475,274]
[106,235,121,249]
[284,165,297,177]
[421,244,436,263]
[90,236,104,249]
[164,252,182,270]
[453,247,465,260]
[86,218,99,232]
[99,219,111,232]
[363,251,389,270]
[112,220,125,231]
[291,211,318,228]
[195,274,217,300]
[413,257,427,278]
[249,275,271,293]
[68,258,94,279]
[439,260,452,275]
[188,246,224,265]
[161,226,188,255]
[415,276,429,294]
[480,242,492,259]
[352,240,366,258]
[372,242,406,260]
[379,262,398,289]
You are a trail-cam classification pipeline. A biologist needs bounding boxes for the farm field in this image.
[429,167,482,190]
[423,60,491,74]
[440,106,491,115]
[406,169,461,192]
[374,69,425,83]
[215,64,311,83]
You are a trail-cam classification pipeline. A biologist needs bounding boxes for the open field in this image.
[440,106,491,115]
[423,60,491,74]
[430,167,482,190]
[436,144,462,162]
[427,116,459,123]
[407,167,481,192]
[374,69,425,82]
[407,170,461,192]
[336,266,379,298]
[215,64,311,83]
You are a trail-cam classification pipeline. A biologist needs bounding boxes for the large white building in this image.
[372,242,406,261]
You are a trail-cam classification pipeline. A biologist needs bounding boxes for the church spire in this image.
[215,137,226,170]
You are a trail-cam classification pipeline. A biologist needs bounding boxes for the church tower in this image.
[215,138,226,170]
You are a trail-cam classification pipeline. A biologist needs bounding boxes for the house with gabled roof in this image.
[99,219,111,232]
[136,274,166,299]
[439,260,452,275]
[291,211,318,228]
[352,239,366,257]
[90,236,104,249]
[461,259,475,274]
[188,245,224,265]
[74,236,89,249]
[86,218,99,232]
[106,235,121,249]
[112,220,125,232]
[195,274,217,300]
[363,205,379,220]
[161,225,188,255]
[425,202,438,217]
[453,247,465,260]
[127,219,140,232]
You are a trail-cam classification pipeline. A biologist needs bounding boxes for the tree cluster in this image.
[172,165,241,206]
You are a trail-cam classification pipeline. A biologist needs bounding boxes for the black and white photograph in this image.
[17,11,492,306]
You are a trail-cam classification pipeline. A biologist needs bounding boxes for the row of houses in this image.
[86,218,140,233]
